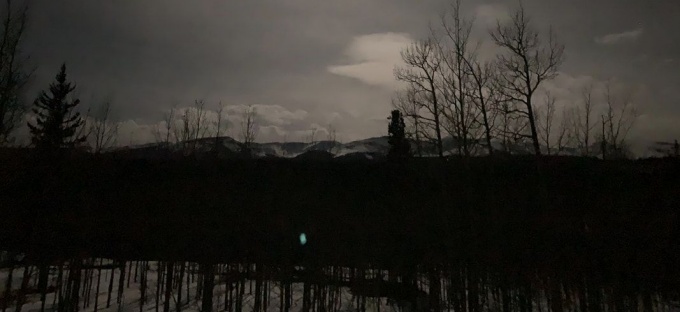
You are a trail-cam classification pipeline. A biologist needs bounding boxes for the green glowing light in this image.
[299,233,307,245]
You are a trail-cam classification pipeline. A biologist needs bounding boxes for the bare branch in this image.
[536,91,556,154]
[602,80,638,157]
[0,0,31,145]
[490,3,565,155]
[239,104,257,154]
[90,100,119,154]
[395,38,445,157]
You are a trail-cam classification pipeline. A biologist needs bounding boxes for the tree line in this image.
[390,0,652,159]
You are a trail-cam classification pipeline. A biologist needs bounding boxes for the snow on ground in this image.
[1,261,400,312]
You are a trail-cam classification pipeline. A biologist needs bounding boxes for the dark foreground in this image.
[1,152,679,311]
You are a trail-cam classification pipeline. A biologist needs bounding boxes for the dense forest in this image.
[1,151,680,311]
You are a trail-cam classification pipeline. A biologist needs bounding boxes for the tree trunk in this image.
[254,264,262,312]
[126,262,132,288]
[54,263,63,312]
[139,262,147,312]
[85,262,96,309]
[94,262,102,312]
[164,262,174,312]
[587,281,601,312]
[467,265,479,312]
[14,265,30,312]
[176,263,185,312]
[39,264,49,312]
[106,262,115,308]
[428,267,440,312]
[134,262,139,284]
[262,274,269,312]
[430,83,444,159]
[235,270,244,312]
[156,262,163,312]
[302,279,311,312]
[279,281,285,312]
[577,278,587,312]
[284,279,291,312]
[501,287,511,312]
[526,100,542,156]
[70,260,82,312]
[549,278,562,312]
[2,265,14,312]
[642,292,653,312]
[225,266,232,312]
[201,264,214,312]
[186,264,191,305]
[481,106,493,156]
[116,262,126,309]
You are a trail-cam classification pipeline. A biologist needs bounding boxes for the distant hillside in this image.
[108,135,673,159]
[110,136,540,159]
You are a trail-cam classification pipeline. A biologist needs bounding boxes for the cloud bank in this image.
[595,28,644,45]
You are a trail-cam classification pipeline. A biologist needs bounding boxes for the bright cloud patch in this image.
[328,32,413,89]
[474,4,510,27]
[595,28,644,45]
[225,104,308,127]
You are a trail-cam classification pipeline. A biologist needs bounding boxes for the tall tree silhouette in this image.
[0,0,31,145]
[27,64,86,150]
[395,39,444,158]
[490,2,565,155]
[388,110,411,159]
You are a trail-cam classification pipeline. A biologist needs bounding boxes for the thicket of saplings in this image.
[1,151,679,312]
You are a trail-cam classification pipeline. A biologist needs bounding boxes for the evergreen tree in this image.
[388,109,411,159]
[27,64,86,150]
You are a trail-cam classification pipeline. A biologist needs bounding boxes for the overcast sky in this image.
[18,0,680,150]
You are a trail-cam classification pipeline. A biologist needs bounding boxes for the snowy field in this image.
[1,256,678,312]
[0,259,406,312]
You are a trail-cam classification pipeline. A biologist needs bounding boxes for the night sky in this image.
[17,0,680,152]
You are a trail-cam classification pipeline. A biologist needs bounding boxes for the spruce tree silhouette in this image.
[388,110,411,159]
[28,63,86,151]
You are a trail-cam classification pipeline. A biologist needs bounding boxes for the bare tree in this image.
[65,104,92,150]
[602,80,638,158]
[490,2,565,155]
[536,91,556,155]
[395,38,445,158]
[307,128,317,147]
[495,99,530,153]
[554,107,574,154]
[466,57,501,155]
[0,0,31,146]
[212,102,227,153]
[572,84,596,156]
[281,133,289,157]
[173,109,191,147]
[153,106,176,149]
[191,99,209,148]
[436,0,479,156]
[173,100,210,154]
[239,104,257,154]
[90,100,119,154]
[326,124,337,153]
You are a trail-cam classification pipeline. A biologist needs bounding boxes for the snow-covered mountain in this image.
[113,135,668,159]
[115,136,395,159]
[112,135,536,159]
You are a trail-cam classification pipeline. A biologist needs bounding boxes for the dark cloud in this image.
[17,0,680,145]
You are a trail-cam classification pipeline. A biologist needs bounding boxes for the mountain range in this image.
[110,135,582,159]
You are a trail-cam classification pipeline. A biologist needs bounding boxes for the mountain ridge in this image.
[111,135,568,159]
[106,133,678,159]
